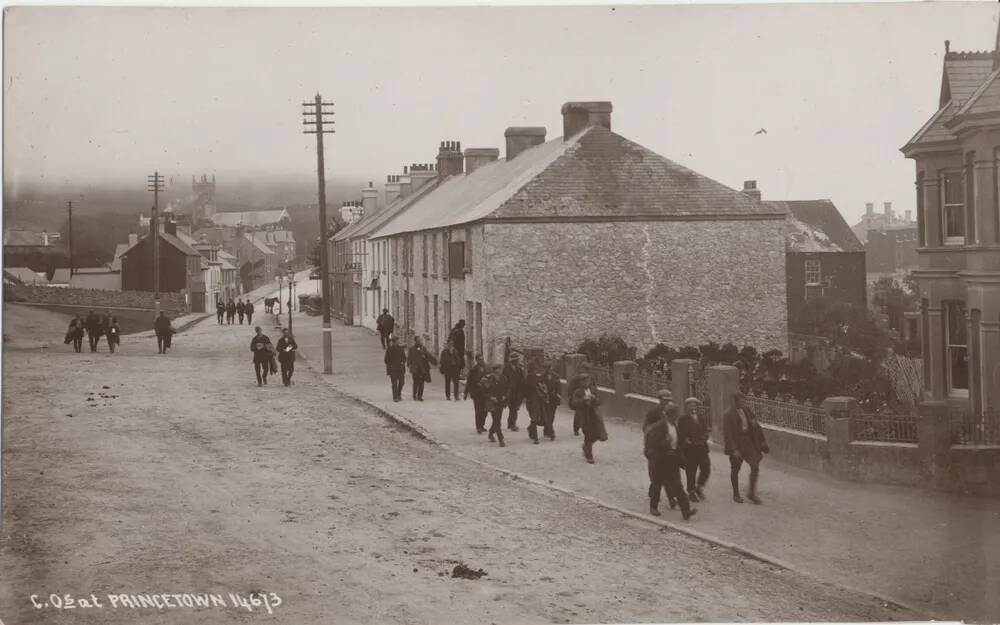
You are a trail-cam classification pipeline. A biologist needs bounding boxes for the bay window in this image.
[944,301,968,395]
[942,171,965,244]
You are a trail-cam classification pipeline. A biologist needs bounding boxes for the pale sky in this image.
[4,3,998,224]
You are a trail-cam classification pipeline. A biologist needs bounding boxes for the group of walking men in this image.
[65,309,122,353]
[216,299,254,325]
[249,326,298,387]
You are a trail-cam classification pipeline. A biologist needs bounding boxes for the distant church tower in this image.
[192,174,217,223]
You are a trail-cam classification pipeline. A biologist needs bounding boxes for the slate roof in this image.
[905,52,996,150]
[212,209,290,228]
[244,232,276,255]
[769,200,864,254]
[109,243,129,272]
[335,179,441,242]
[371,126,780,239]
[952,68,1000,118]
[50,268,71,284]
[3,267,46,284]
[3,229,51,247]
[120,231,202,259]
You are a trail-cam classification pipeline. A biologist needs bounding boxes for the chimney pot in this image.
[865,202,874,216]
[742,180,761,201]
[504,127,546,160]
[560,101,612,140]
[464,147,501,175]
[436,139,465,180]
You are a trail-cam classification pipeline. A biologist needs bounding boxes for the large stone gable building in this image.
[901,27,1000,415]
[356,101,788,360]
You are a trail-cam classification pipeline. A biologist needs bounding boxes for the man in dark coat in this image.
[245,300,255,324]
[216,300,226,324]
[464,353,488,433]
[384,336,407,401]
[276,328,298,386]
[85,309,103,352]
[503,351,527,431]
[479,364,506,447]
[679,397,711,502]
[439,340,463,400]
[153,312,172,354]
[226,300,237,325]
[524,362,551,445]
[644,390,696,519]
[724,392,769,504]
[66,314,85,353]
[566,363,593,436]
[541,362,562,440]
[105,316,121,353]
[376,309,395,350]
[571,377,607,464]
[406,336,437,401]
[449,320,467,374]
[250,326,273,386]
[237,299,246,324]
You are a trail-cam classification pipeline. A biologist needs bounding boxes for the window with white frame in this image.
[942,170,965,244]
[804,259,821,285]
[944,301,969,394]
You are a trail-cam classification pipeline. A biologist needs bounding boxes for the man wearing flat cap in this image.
[679,397,711,502]
[643,389,696,520]
[724,391,769,504]
[503,351,528,432]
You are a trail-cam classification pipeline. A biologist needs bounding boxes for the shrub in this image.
[575,334,636,367]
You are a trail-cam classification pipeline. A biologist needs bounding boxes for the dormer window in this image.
[942,170,965,245]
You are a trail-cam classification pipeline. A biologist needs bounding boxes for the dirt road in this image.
[0,314,913,624]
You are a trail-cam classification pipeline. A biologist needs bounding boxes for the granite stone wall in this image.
[10,285,187,314]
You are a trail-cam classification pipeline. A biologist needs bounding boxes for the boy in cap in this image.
[724,391,769,504]
[479,364,507,447]
[679,397,711,502]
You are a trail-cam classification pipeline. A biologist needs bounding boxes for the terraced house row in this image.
[331,101,790,363]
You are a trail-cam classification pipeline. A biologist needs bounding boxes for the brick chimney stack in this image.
[409,163,437,191]
[865,202,874,217]
[884,201,893,222]
[128,233,138,248]
[905,209,912,223]
[504,128,546,161]
[561,101,612,139]
[436,141,464,180]
[362,181,378,215]
[464,148,500,174]
[398,166,413,199]
[385,174,401,206]
[742,180,761,201]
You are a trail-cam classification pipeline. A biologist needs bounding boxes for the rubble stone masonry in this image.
[482,220,788,356]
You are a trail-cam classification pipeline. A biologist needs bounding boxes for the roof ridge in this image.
[946,50,995,60]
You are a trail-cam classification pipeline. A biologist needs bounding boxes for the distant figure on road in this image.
[679,397,711,502]
[503,351,527,432]
[439,339,462,401]
[245,300,255,324]
[237,299,246,325]
[275,328,298,386]
[464,353,488,433]
[65,314,85,353]
[525,361,551,444]
[724,392,769,504]
[479,363,507,447]
[384,336,407,402]
[250,326,273,386]
[154,312,173,354]
[449,320,467,374]
[566,362,593,436]
[541,362,561,440]
[216,300,226,324]
[406,336,437,402]
[570,374,607,464]
[376,309,394,350]
[105,316,121,353]
[85,309,102,352]
[644,392,696,520]
[226,299,236,325]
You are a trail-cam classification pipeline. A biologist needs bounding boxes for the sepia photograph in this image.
[1,2,999,623]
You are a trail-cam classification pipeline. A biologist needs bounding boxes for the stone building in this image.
[119,218,205,311]
[363,101,789,360]
[852,202,919,278]
[901,28,1000,415]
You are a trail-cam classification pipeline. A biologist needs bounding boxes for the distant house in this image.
[48,268,72,288]
[771,196,867,318]
[851,202,919,278]
[119,219,205,312]
[3,229,57,250]
[3,266,47,286]
[211,209,290,229]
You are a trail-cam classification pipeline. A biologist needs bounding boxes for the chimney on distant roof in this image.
[865,202,874,217]
[561,101,612,140]
[398,168,413,198]
[742,180,761,201]
[464,148,500,174]
[410,163,437,191]
[164,215,177,236]
[385,174,402,205]
[362,181,378,215]
[905,209,912,223]
[504,128,546,161]
[884,201,893,222]
[129,233,138,248]
[436,141,464,181]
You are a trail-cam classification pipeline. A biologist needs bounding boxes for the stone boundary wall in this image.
[9,285,187,315]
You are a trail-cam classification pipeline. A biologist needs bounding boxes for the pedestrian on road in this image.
[479,364,507,447]
[644,392,696,520]
[376,309,395,350]
[245,300,255,324]
[276,328,298,386]
[237,299,246,325]
[106,316,121,353]
[439,339,462,400]
[216,300,226,324]
[384,336,407,401]
[541,361,561,440]
[406,336,437,401]
[65,314,85,353]
[503,351,527,432]
[570,376,607,464]
[250,326,273,386]
[85,309,103,352]
[566,363,593,436]
[679,397,711,502]
[525,361,550,444]
[226,299,237,325]
[449,320,467,375]
[154,312,173,354]
[724,392,769,504]
[465,353,488,433]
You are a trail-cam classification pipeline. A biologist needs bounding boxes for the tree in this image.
[789,296,891,362]
[871,277,919,335]
[306,220,343,269]
[57,211,142,268]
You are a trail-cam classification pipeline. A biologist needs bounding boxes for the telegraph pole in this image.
[67,201,74,277]
[302,93,335,374]
[147,171,165,317]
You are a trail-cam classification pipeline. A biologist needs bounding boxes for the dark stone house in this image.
[119,220,205,311]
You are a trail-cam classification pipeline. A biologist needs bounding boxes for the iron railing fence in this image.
[950,411,1000,446]
[851,411,918,444]
[745,393,827,435]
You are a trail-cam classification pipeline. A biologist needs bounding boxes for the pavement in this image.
[283,307,1000,622]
